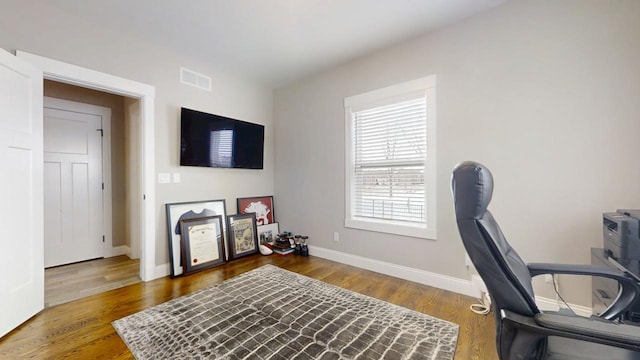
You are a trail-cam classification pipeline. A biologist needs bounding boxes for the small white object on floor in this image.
[259,244,273,255]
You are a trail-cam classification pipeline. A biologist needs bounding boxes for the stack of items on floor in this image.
[265,232,309,256]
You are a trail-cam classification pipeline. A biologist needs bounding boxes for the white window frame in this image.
[344,75,436,239]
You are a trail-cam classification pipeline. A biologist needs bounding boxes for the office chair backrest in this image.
[451,161,539,317]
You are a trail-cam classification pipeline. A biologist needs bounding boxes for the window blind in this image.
[351,96,427,224]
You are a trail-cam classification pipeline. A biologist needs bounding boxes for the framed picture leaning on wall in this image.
[226,213,258,260]
[180,215,226,275]
[165,199,227,277]
[257,222,279,245]
[236,195,274,225]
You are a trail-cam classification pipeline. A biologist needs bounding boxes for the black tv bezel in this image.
[179,107,265,170]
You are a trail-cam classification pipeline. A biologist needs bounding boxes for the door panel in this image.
[4,147,36,289]
[44,108,103,268]
[44,162,62,247]
[0,49,44,338]
[44,116,89,154]
[0,61,32,134]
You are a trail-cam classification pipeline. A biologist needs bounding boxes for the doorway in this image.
[43,95,109,268]
[16,50,157,282]
[42,82,142,305]
[44,256,140,307]
[0,49,156,337]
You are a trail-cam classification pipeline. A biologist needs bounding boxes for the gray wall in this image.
[0,0,274,268]
[273,0,640,306]
[3,0,640,306]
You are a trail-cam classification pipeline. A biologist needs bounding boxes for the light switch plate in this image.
[172,173,181,183]
[158,173,171,184]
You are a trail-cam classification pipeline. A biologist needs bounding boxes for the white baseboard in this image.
[104,245,130,258]
[150,245,593,316]
[155,263,171,279]
[308,245,477,297]
[308,245,592,316]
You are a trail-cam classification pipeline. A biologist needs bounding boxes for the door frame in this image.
[18,51,158,281]
[44,97,116,260]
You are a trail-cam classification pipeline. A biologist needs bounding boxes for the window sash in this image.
[350,96,427,225]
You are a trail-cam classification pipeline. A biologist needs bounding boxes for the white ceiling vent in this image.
[180,67,211,92]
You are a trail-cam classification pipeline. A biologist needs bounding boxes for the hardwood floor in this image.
[0,255,497,359]
[45,256,141,307]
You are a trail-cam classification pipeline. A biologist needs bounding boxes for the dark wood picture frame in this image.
[180,215,225,275]
[165,199,227,277]
[236,195,274,226]
[226,213,259,260]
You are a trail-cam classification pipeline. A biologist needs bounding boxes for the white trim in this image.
[344,76,436,108]
[344,75,437,240]
[470,272,592,317]
[19,53,153,97]
[308,245,477,297]
[104,245,130,258]
[17,51,158,282]
[155,263,171,279]
[309,245,593,317]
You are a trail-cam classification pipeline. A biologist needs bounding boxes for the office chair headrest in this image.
[451,161,494,219]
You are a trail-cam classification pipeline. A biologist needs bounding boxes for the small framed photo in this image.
[227,213,259,260]
[237,195,274,225]
[257,222,279,245]
[166,199,227,277]
[180,215,225,275]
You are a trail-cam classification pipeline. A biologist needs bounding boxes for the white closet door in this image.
[44,103,104,268]
[0,49,44,338]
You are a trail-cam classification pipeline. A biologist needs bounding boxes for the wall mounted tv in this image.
[180,107,264,169]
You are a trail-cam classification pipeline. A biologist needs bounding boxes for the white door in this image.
[0,49,44,338]
[44,101,104,268]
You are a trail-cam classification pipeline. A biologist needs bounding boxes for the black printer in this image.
[602,209,640,275]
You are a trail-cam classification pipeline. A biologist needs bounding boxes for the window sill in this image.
[345,217,436,240]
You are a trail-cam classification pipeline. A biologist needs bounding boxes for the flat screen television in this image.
[180,107,264,169]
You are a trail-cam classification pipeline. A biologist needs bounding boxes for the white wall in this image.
[274,0,640,306]
[0,1,274,268]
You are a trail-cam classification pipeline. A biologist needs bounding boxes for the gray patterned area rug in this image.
[113,265,458,359]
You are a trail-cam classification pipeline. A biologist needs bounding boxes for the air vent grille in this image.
[180,67,211,92]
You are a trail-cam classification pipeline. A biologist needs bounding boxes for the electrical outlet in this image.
[464,253,472,267]
[333,232,339,242]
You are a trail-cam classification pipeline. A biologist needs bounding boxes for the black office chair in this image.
[451,161,640,360]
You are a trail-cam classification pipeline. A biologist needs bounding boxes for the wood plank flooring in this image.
[45,256,141,307]
[1,255,497,359]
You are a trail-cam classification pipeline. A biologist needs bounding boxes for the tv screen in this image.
[180,107,264,169]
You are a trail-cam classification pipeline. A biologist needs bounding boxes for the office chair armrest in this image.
[527,263,640,320]
[528,262,631,279]
[502,309,640,353]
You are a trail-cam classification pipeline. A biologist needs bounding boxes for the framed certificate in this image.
[180,215,225,275]
[166,199,227,277]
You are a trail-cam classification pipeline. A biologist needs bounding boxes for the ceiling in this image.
[45,0,507,88]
